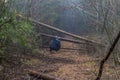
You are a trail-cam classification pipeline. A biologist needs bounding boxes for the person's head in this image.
[55,36,59,40]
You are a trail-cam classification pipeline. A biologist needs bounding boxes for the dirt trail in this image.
[24,41,99,80]
[4,41,117,80]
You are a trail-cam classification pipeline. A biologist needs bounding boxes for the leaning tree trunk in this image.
[95,31,120,80]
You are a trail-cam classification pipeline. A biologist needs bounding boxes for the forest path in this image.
[4,41,117,80]
[25,41,100,80]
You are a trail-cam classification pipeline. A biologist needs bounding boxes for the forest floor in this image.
[1,41,120,80]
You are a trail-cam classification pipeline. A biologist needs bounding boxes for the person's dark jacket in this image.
[50,37,61,52]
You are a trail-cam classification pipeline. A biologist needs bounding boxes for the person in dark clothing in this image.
[50,36,61,52]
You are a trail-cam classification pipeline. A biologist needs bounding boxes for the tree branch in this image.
[27,70,62,80]
[0,19,12,29]
[95,31,120,80]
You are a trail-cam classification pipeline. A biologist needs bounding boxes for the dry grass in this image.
[1,41,120,80]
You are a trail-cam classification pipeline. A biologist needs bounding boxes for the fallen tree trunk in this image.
[27,70,62,80]
[40,33,88,44]
[41,46,86,51]
[16,14,104,46]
